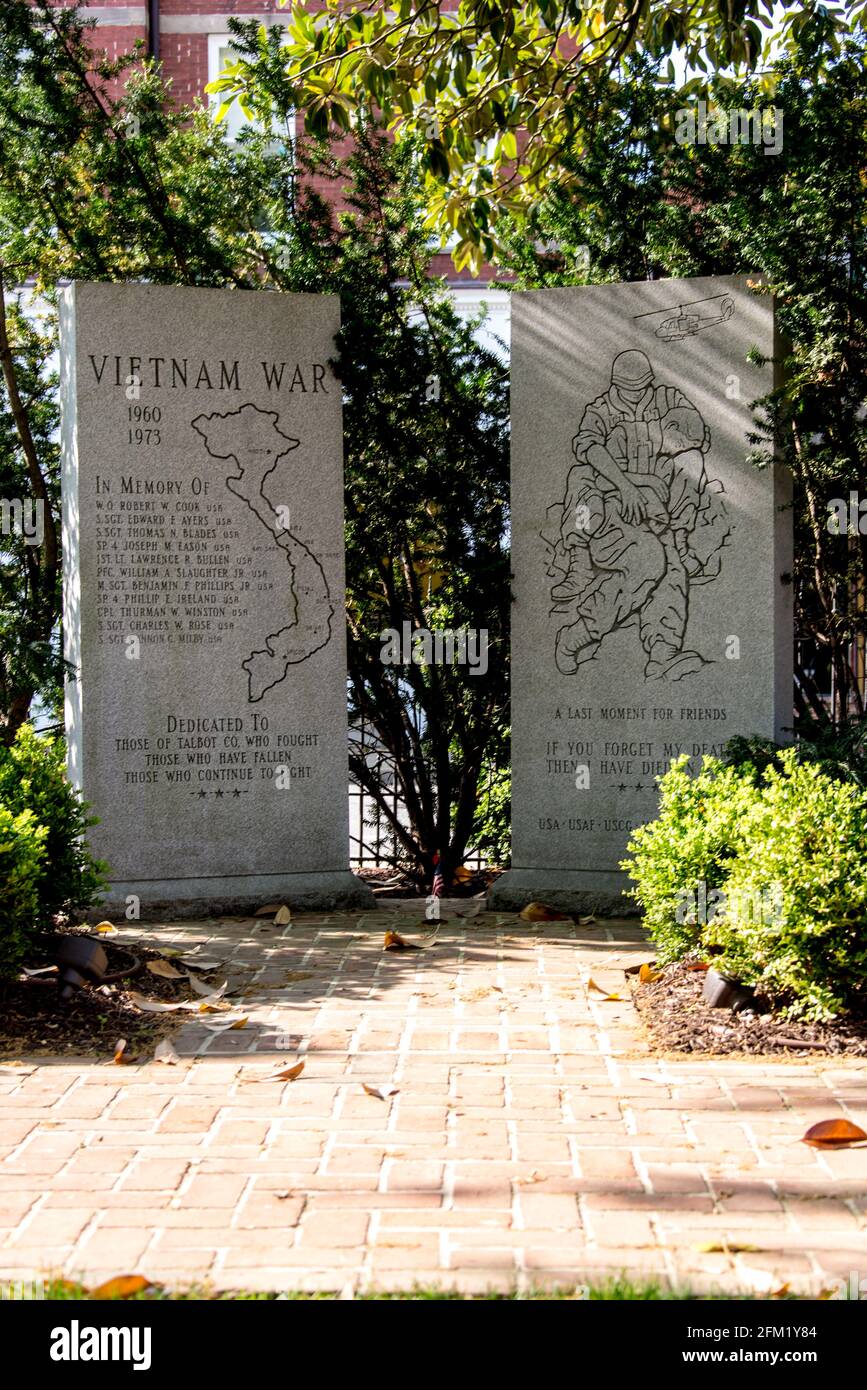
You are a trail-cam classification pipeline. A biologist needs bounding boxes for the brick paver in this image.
[1,908,865,1296]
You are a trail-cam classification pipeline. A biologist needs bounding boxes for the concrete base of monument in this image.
[85,870,376,921]
[487,868,638,916]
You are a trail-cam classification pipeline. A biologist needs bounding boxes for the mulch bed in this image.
[0,931,197,1061]
[632,958,867,1057]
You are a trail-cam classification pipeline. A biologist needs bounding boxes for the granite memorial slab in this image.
[490,275,791,913]
[61,281,372,916]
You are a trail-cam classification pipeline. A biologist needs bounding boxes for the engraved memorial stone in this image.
[490,275,792,913]
[61,282,372,915]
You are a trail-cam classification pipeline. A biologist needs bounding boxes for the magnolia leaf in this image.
[587,978,621,1000]
[362,1082,400,1100]
[577,914,597,925]
[519,901,568,922]
[113,1038,128,1065]
[687,961,711,972]
[695,1241,763,1254]
[128,992,187,1013]
[274,905,292,925]
[153,1038,180,1066]
[22,965,57,977]
[383,930,422,951]
[201,1015,249,1032]
[255,903,283,916]
[179,957,223,971]
[639,963,662,984]
[637,1073,705,1087]
[187,975,228,999]
[801,1119,867,1149]
[89,1274,153,1300]
[147,959,183,980]
[277,1061,305,1081]
[94,921,118,937]
[129,986,226,1014]
[246,1060,305,1083]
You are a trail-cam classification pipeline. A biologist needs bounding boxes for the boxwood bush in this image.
[0,725,104,954]
[622,748,867,1021]
[619,755,755,962]
[704,754,867,1020]
[0,806,47,977]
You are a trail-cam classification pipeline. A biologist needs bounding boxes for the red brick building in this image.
[54,1,506,324]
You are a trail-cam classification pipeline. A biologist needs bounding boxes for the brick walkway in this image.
[1,909,865,1295]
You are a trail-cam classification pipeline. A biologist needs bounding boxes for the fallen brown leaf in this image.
[201,1015,249,1032]
[128,984,227,1014]
[519,901,568,922]
[153,1038,179,1066]
[246,1061,305,1083]
[187,974,226,998]
[639,963,662,984]
[384,930,422,951]
[801,1119,867,1149]
[362,1082,400,1100]
[89,1274,153,1300]
[691,1251,755,1262]
[147,959,184,981]
[274,905,291,926]
[587,978,622,1000]
[112,1038,128,1065]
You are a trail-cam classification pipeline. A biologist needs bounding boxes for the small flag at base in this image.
[432,851,444,898]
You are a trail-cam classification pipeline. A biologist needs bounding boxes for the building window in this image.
[207,35,294,146]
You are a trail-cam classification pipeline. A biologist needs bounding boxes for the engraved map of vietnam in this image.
[192,404,334,702]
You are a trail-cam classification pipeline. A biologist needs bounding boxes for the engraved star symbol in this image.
[232,788,243,798]
[215,789,224,798]
[635,782,644,792]
[196,789,207,798]
[618,783,627,793]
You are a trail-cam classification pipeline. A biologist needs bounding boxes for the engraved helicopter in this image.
[633,293,735,342]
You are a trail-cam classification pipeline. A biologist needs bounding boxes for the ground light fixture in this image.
[55,937,109,1004]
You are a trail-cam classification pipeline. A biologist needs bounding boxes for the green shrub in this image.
[620,755,756,961]
[706,751,867,1021]
[623,748,867,1020]
[0,806,47,977]
[0,725,105,926]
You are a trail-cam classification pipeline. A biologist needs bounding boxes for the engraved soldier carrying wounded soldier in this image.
[542,349,731,680]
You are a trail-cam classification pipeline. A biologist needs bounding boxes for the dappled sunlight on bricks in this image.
[0,910,865,1293]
